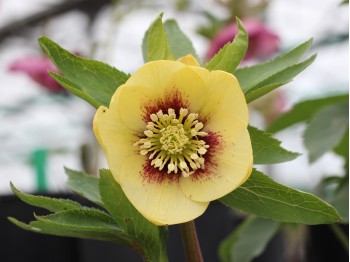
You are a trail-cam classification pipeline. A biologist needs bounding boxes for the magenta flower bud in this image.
[206,19,280,61]
[8,56,65,93]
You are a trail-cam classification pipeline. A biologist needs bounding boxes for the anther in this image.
[144,130,153,137]
[143,142,152,149]
[150,114,158,122]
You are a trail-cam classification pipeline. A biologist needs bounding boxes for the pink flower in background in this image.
[206,19,280,61]
[9,56,65,93]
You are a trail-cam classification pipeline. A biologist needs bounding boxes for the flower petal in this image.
[194,68,248,123]
[117,63,208,131]
[177,54,200,67]
[126,60,185,88]
[93,105,137,183]
[118,154,209,225]
[114,60,184,131]
[168,66,208,113]
[190,67,249,142]
[180,129,253,202]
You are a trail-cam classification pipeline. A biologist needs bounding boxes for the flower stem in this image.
[329,223,349,252]
[180,220,204,262]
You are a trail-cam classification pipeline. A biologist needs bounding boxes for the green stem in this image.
[330,223,349,252]
[180,220,203,262]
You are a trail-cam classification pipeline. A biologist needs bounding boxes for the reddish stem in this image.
[180,220,204,262]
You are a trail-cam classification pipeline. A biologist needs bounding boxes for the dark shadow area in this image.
[307,223,349,262]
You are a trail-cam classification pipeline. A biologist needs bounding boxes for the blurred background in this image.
[0,0,348,261]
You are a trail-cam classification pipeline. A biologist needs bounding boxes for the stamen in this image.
[168,163,175,173]
[144,130,153,137]
[198,147,207,155]
[143,142,152,149]
[136,107,209,177]
[150,114,158,122]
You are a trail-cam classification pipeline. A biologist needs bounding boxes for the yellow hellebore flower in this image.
[93,55,253,225]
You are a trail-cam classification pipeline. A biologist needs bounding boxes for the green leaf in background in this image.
[205,17,248,73]
[267,94,348,133]
[142,29,149,63]
[315,176,348,223]
[164,19,200,62]
[249,126,300,164]
[142,14,172,62]
[38,37,129,108]
[10,182,82,212]
[220,169,341,224]
[9,208,130,244]
[330,182,349,223]
[334,128,349,172]
[334,129,349,159]
[65,168,103,207]
[219,216,280,262]
[196,11,225,40]
[304,102,349,163]
[99,169,168,262]
[245,54,316,103]
[236,39,313,93]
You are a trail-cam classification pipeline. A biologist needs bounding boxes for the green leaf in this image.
[205,17,248,73]
[143,14,172,62]
[304,102,349,163]
[65,168,103,207]
[38,36,129,108]
[164,19,200,62]
[9,208,130,244]
[49,72,100,108]
[236,39,313,93]
[219,216,280,262]
[99,169,168,262]
[10,182,82,212]
[246,82,289,103]
[220,169,341,224]
[245,54,316,102]
[267,94,349,133]
[249,126,300,164]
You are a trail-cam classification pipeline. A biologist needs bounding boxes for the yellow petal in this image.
[126,60,185,89]
[190,67,249,142]
[93,105,137,183]
[93,106,105,148]
[113,60,184,130]
[167,65,208,113]
[177,54,200,67]
[93,88,123,146]
[118,154,209,225]
[192,68,248,119]
[117,64,208,131]
[180,129,253,202]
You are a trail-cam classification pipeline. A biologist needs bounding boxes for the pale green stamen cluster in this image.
[135,108,209,177]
